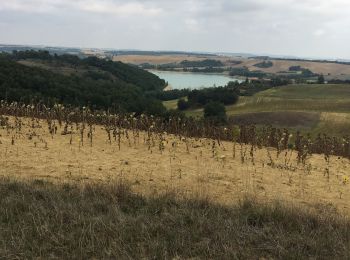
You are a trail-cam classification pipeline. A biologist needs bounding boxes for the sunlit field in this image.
[1,101,350,258]
[1,113,350,213]
[173,84,350,136]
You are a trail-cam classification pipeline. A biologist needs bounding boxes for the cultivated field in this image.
[113,53,350,77]
[112,54,210,65]
[1,115,350,215]
[235,59,350,76]
[177,84,350,136]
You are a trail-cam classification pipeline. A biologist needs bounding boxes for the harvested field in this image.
[112,53,350,76]
[1,116,350,216]
[230,111,320,128]
[112,54,211,65]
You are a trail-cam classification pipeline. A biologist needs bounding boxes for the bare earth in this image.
[1,117,350,215]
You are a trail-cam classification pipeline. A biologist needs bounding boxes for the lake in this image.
[149,70,243,90]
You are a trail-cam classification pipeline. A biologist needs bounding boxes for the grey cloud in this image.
[0,0,350,59]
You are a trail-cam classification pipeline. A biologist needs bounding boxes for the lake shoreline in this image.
[148,69,243,90]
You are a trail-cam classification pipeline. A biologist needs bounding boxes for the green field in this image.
[164,84,350,136]
[163,99,181,110]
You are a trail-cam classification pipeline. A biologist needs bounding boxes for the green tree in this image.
[318,74,325,84]
[204,101,227,124]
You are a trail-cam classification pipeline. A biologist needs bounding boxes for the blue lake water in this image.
[149,70,243,90]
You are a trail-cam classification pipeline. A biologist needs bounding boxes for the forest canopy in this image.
[0,51,167,115]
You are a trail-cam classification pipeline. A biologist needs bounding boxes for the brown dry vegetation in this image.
[1,116,350,214]
[2,179,350,259]
[112,54,210,65]
[2,114,350,258]
[114,54,350,76]
[231,59,350,76]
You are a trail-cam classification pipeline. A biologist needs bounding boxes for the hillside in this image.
[11,50,166,91]
[230,58,350,77]
[2,51,350,259]
[172,84,350,136]
[113,53,350,78]
[1,104,350,258]
[0,51,166,114]
[0,112,349,212]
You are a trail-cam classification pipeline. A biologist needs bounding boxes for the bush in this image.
[204,102,227,124]
[187,87,239,107]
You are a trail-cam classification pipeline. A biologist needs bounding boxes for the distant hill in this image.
[0,51,167,114]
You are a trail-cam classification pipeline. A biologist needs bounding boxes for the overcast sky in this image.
[0,0,350,59]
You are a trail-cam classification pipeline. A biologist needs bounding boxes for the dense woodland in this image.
[0,51,167,115]
[9,50,166,92]
[179,59,224,68]
[229,67,267,78]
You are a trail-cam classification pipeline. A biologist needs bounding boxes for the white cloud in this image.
[0,0,162,16]
[0,0,58,13]
[184,18,202,32]
[76,1,162,16]
[0,0,350,58]
[313,29,325,37]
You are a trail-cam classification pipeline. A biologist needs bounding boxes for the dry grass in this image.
[1,178,350,259]
[112,53,350,76]
[232,59,350,76]
[2,115,350,258]
[1,116,350,215]
[112,55,210,65]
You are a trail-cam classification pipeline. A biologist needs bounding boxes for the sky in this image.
[0,0,350,59]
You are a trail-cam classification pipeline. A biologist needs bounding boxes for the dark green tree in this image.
[318,74,325,84]
[204,101,227,124]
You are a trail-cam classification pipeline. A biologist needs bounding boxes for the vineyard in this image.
[1,101,350,214]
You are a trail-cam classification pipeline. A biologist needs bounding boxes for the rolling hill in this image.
[0,51,167,114]
[165,84,350,136]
